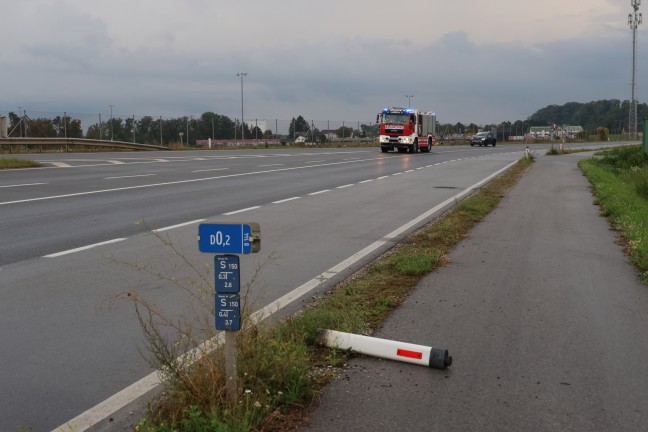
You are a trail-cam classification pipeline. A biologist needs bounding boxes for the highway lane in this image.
[0,145,586,430]
[0,147,517,266]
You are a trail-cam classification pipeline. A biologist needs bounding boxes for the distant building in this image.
[529,125,583,139]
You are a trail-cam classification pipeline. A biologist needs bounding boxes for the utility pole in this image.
[406,95,413,108]
[629,0,642,139]
[17,107,23,137]
[108,104,115,141]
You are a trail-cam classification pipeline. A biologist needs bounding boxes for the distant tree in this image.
[336,125,354,138]
[289,116,310,139]
[25,118,56,137]
[596,127,609,141]
[526,99,648,133]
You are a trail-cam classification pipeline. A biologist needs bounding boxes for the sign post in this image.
[198,223,260,404]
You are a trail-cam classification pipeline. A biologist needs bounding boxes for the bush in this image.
[596,127,609,141]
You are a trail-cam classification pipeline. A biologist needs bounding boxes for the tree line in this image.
[5,99,645,144]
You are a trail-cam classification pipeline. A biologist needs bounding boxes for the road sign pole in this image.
[225,330,238,405]
[199,223,260,405]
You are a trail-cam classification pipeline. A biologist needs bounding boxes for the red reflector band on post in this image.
[397,348,423,359]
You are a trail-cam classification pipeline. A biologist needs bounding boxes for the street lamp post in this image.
[406,95,414,108]
[236,73,248,140]
[108,104,115,141]
[629,0,642,140]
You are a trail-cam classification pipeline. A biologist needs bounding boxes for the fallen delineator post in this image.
[316,328,452,370]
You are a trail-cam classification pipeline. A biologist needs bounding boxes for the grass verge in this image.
[134,157,534,432]
[0,158,42,169]
[579,145,648,282]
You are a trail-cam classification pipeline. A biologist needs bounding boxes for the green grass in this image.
[579,145,648,282]
[0,158,42,169]
[133,157,535,432]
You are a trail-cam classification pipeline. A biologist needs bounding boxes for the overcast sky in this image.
[0,0,644,129]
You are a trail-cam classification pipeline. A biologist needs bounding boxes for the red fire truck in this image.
[377,107,437,153]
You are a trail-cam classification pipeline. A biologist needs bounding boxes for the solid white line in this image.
[336,184,354,189]
[105,174,156,180]
[308,190,330,196]
[272,197,301,204]
[52,159,520,432]
[0,182,46,188]
[44,238,126,258]
[223,206,261,215]
[153,219,206,233]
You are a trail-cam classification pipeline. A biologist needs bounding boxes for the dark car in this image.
[470,131,497,147]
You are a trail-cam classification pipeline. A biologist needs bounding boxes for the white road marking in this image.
[1,157,382,206]
[272,197,301,204]
[44,238,126,258]
[153,220,206,233]
[336,184,354,189]
[0,182,46,188]
[223,206,261,215]
[258,164,284,167]
[359,179,373,184]
[308,190,330,196]
[50,162,72,168]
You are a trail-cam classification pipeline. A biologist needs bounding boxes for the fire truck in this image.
[377,107,437,153]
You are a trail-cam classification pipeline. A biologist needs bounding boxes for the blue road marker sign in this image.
[198,223,258,254]
[216,293,241,331]
[215,255,240,293]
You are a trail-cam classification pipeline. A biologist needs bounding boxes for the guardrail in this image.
[0,138,169,153]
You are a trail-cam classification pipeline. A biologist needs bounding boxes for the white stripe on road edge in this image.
[52,159,520,432]
[44,238,126,258]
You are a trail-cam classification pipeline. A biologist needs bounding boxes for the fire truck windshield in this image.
[382,114,408,125]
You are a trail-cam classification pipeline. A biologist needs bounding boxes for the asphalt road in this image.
[302,151,648,432]
[0,143,626,431]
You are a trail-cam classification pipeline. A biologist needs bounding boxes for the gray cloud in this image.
[1,3,644,128]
